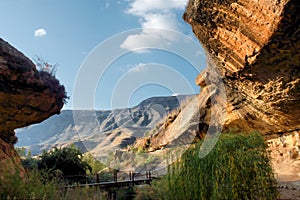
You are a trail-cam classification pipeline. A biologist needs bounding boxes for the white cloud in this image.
[121,0,187,52]
[129,63,148,73]
[126,0,187,16]
[120,30,166,52]
[34,28,47,37]
[120,28,182,53]
[142,13,177,30]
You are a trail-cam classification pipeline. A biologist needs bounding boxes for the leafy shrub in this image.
[15,147,38,171]
[83,153,106,174]
[134,184,163,200]
[38,145,91,183]
[0,169,107,199]
[114,186,135,200]
[0,169,58,199]
[2,147,109,199]
[159,132,278,199]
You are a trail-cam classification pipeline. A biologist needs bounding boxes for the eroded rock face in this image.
[0,138,23,173]
[267,131,300,181]
[0,38,66,171]
[184,0,300,137]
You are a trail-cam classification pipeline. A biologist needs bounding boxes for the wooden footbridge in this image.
[62,170,159,200]
[64,170,156,190]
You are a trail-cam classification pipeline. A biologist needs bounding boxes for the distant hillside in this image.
[16,95,194,156]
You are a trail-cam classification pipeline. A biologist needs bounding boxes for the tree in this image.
[38,145,91,182]
[15,147,37,171]
[82,153,106,174]
[161,132,278,199]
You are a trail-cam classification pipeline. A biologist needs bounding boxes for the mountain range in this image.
[16,95,194,158]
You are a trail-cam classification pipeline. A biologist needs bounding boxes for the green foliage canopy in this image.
[38,145,91,179]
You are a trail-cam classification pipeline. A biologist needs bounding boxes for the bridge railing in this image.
[61,170,157,186]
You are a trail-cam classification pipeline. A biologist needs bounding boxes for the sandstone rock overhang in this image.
[0,38,66,171]
[184,0,300,137]
[0,38,67,141]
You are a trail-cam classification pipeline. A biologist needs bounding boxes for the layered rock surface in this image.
[0,38,66,171]
[139,0,299,153]
[183,0,300,137]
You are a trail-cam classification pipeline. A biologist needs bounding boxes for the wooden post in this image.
[132,172,135,184]
[96,174,100,183]
[108,190,117,200]
[113,169,118,183]
[146,171,149,179]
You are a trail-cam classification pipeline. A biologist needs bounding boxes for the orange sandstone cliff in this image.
[0,38,66,172]
[137,0,299,152]
[184,0,300,136]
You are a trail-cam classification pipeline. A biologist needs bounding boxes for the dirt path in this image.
[278,181,300,200]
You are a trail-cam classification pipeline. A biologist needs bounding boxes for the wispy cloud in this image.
[129,63,148,73]
[121,0,187,52]
[34,28,47,37]
[126,0,186,16]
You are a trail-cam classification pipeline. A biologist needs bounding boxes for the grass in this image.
[0,169,108,200]
[135,132,278,200]
[0,169,58,199]
[3,132,278,199]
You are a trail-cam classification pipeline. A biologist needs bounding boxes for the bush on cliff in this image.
[34,56,68,104]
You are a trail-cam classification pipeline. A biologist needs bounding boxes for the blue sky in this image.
[0,0,206,110]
